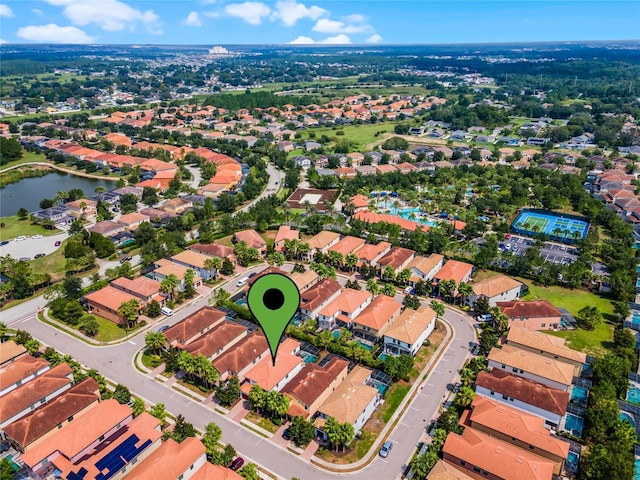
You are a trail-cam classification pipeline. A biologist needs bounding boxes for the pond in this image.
[0,171,115,217]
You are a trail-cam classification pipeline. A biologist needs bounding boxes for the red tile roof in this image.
[497,300,562,319]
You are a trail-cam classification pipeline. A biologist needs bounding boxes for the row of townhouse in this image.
[436,325,589,480]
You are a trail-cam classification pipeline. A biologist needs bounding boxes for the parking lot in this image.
[500,234,579,265]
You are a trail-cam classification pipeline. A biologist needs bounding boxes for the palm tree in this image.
[145,331,166,355]
[455,386,475,408]
[439,279,457,303]
[457,281,473,306]
[177,350,196,381]
[430,300,445,320]
[366,279,380,295]
[317,330,334,352]
[161,274,179,302]
[204,258,221,278]
[248,385,266,414]
[344,253,358,272]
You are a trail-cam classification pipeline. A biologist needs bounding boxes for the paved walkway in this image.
[229,399,251,422]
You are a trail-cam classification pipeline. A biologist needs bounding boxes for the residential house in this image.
[33,206,73,228]
[212,331,270,382]
[21,400,133,479]
[89,220,125,238]
[189,243,236,265]
[376,247,416,277]
[162,198,192,215]
[0,355,50,397]
[383,306,437,356]
[460,396,570,475]
[434,260,474,288]
[305,231,341,261]
[289,270,320,293]
[475,369,569,429]
[84,286,140,325]
[182,320,248,360]
[317,289,373,330]
[241,338,304,395]
[274,226,300,252]
[163,307,227,348]
[505,326,587,369]
[487,345,575,392]
[281,357,350,419]
[327,235,366,259]
[117,212,150,232]
[0,363,74,429]
[113,186,143,199]
[352,295,402,342]
[3,378,100,453]
[111,276,162,305]
[151,259,202,292]
[496,300,562,331]
[191,463,243,480]
[170,250,218,280]
[426,460,475,480]
[0,340,27,367]
[123,437,206,480]
[232,229,267,254]
[299,278,342,319]
[407,254,444,284]
[317,366,380,434]
[468,274,523,307]
[139,207,176,226]
[442,427,555,480]
[355,241,392,267]
[66,199,97,220]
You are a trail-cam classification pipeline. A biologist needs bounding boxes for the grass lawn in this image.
[214,234,234,247]
[299,123,398,150]
[380,384,411,423]
[548,322,614,357]
[471,269,502,283]
[29,239,69,282]
[0,216,62,241]
[141,351,163,369]
[93,316,130,342]
[245,412,279,434]
[0,151,50,171]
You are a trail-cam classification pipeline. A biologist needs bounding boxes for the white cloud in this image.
[271,1,327,27]
[366,34,382,43]
[312,18,370,34]
[0,39,7,44]
[0,5,13,17]
[342,14,366,23]
[203,11,220,18]
[224,2,271,25]
[288,35,315,44]
[183,11,202,26]
[17,23,96,43]
[321,34,351,44]
[32,8,45,16]
[44,0,160,32]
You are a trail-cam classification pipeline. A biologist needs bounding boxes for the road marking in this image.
[440,359,449,363]
[400,422,410,427]
[378,459,388,464]
[129,341,136,345]
[21,317,34,323]
[255,440,262,446]
[409,406,419,412]
[433,370,442,375]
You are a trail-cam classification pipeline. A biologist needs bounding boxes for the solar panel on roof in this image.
[68,467,89,480]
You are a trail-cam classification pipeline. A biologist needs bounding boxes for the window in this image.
[460,461,466,466]
[541,323,546,328]
[474,466,481,473]
[490,390,495,395]
[529,445,534,450]
[99,435,105,441]
[502,394,508,400]
[483,470,489,476]
[512,367,518,373]
[501,364,506,369]
[178,475,184,480]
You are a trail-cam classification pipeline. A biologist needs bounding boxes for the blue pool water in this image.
[632,313,640,327]
[566,451,579,472]
[635,458,640,480]
[356,341,373,351]
[236,298,247,306]
[564,414,584,437]
[374,200,438,227]
[512,209,589,241]
[621,412,636,427]
[628,387,640,405]
[636,266,640,274]
[570,385,588,404]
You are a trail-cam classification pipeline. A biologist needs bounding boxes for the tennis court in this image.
[512,209,589,242]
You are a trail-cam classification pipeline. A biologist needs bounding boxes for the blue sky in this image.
[0,1,638,45]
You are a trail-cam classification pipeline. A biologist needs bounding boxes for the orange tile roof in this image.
[443,427,555,480]
[84,286,139,313]
[118,212,150,226]
[171,249,214,269]
[275,225,299,244]
[354,210,427,233]
[384,306,436,345]
[164,307,226,345]
[123,437,205,480]
[233,229,266,250]
[356,241,391,263]
[328,235,366,256]
[191,463,243,480]
[318,366,377,425]
[243,338,302,390]
[464,396,570,459]
[434,260,473,284]
[153,258,192,281]
[318,289,372,319]
[350,194,369,209]
[506,326,587,364]
[353,295,401,331]
[472,274,522,298]
[0,354,49,391]
[0,340,26,365]
[427,460,476,480]
[184,320,247,358]
[212,331,269,376]
[190,242,235,259]
[307,231,341,250]
[300,278,342,311]
[488,345,575,386]
[377,246,415,270]
[408,254,444,276]
[21,399,131,469]
[111,276,161,298]
[497,300,562,319]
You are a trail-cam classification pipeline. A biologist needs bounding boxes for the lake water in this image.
[1,171,115,217]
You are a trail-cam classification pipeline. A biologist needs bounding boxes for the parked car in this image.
[248,272,257,279]
[505,234,511,239]
[0,240,9,246]
[19,257,30,262]
[379,441,393,458]
[34,253,46,259]
[120,256,132,264]
[477,314,493,323]
[282,427,291,441]
[158,325,170,333]
[32,234,43,239]
[236,278,248,287]
[0,442,9,453]
[160,306,173,317]
[230,457,245,471]
[55,240,62,246]
[14,236,27,241]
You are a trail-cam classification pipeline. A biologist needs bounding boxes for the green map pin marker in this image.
[247,273,301,366]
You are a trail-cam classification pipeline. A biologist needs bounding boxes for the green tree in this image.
[411,450,438,480]
[454,385,476,409]
[289,415,315,447]
[215,376,241,407]
[402,294,421,310]
[203,421,223,457]
[0,137,23,165]
[149,403,168,426]
[113,384,131,404]
[131,397,146,417]
[238,463,259,480]
[79,315,100,337]
[576,305,602,331]
[384,354,414,381]
[0,457,17,480]
[160,274,179,302]
[164,414,196,443]
[146,299,161,318]
[145,331,166,355]
[221,258,235,275]
[430,300,445,319]
[118,299,140,328]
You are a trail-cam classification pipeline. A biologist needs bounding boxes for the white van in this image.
[160,306,173,316]
[236,278,248,287]
[477,314,493,323]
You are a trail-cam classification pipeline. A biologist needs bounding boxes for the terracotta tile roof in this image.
[434,260,473,284]
[475,370,568,416]
[350,194,369,209]
[247,266,288,287]
[307,231,341,250]
[0,353,47,389]
[152,258,193,281]
[328,235,366,256]
[62,412,161,479]
[117,212,150,226]
[356,242,391,263]
[123,437,205,480]
[275,226,299,244]
[353,295,402,332]
[171,249,213,269]
[496,300,562,319]
[300,278,342,312]
[506,326,587,364]
[488,345,574,387]
[442,427,555,480]
[377,247,415,270]
[427,460,476,480]
[212,331,269,376]
[384,306,436,344]
[318,289,372,318]
[89,220,123,236]
[3,378,99,449]
[281,357,349,410]
[190,242,235,259]
[289,270,319,291]
[191,463,243,480]
[84,286,139,313]
[111,276,161,299]
[164,307,226,345]
[408,254,444,275]
[243,338,302,390]
[318,366,377,425]
[184,320,248,358]
[464,396,570,459]
[0,340,26,365]
[233,229,266,250]
[472,275,522,298]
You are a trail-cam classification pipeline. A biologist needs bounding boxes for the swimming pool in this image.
[621,412,637,427]
[512,209,589,242]
[566,451,579,472]
[628,386,640,405]
[563,414,584,437]
[570,385,588,405]
[632,313,640,327]
[635,458,640,480]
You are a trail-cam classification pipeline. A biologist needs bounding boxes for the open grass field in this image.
[29,239,69,282]
[300,123,398,150]
[0,216,61,241]
[0,151,50,172]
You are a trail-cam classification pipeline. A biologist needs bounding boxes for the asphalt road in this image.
[0,232,68,259]
[238,164,284,214]
[3,266,476,480]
